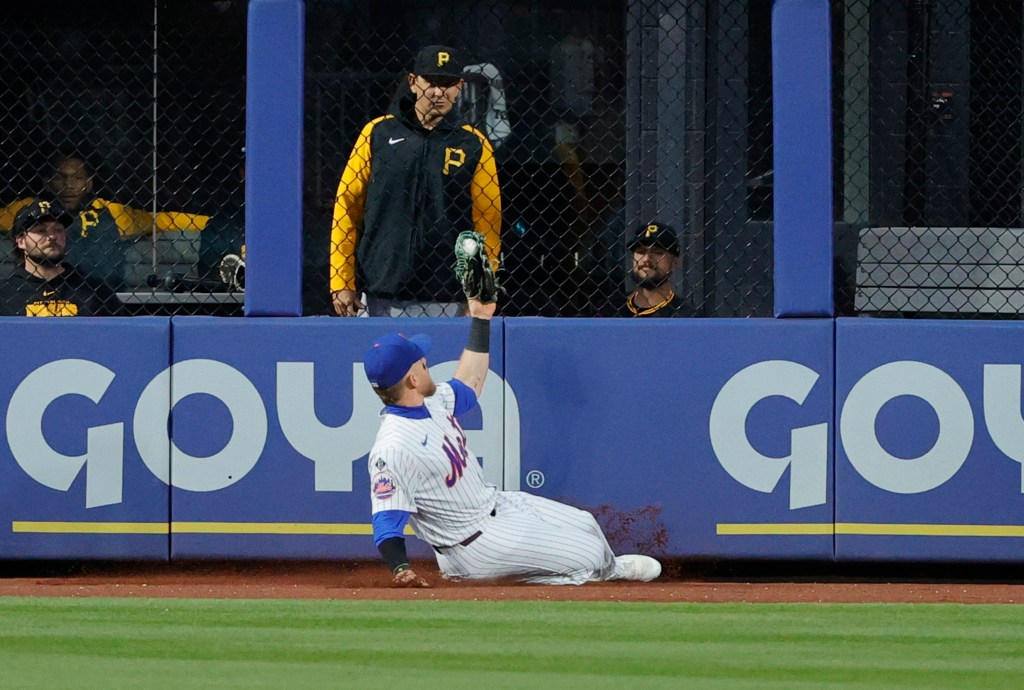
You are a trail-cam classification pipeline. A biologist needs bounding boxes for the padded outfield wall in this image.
[2,317,1024,562]
[3,1,1023,563]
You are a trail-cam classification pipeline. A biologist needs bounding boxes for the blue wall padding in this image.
[772,0,834,317]
[5,315,1024,564]
[835,318,1024,563]
[244,0,304,316]
[167,317,504,560]
[0,318,171,560]
[504,318,834,560]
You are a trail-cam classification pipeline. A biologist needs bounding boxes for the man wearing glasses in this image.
[0,200,118,316]
[330,45,502,317]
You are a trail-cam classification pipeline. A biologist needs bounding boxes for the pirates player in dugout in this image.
[0,200,118,317]
[0,154,210,291]
[330,45,502,317]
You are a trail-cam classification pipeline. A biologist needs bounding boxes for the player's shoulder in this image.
[4,197,38,212]
[459,123,488,143]
[374,415,431,451]
[368,436,413,469]
[0,197,38,232]
[88,198,119,212]
[368,114,398,131]
[424,381,458,415]
[361,114,397,138]
[429,380,456,401]
[458,124,493,153]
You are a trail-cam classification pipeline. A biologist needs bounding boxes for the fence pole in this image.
[245,0,304,316]
[772,0,834,317]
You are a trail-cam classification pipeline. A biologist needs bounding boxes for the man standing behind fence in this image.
[330,45,502,317]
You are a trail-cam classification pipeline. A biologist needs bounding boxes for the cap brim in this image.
[418,72,462,80]
[410,334,432,356]
[629,239,680,256]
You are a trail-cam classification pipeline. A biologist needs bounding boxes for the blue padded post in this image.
[244,0,304,316]
[772,0,834,317]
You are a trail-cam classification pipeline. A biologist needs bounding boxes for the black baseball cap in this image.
[628,222,680,256]
[12,199,73,235]
[412,45,463,80]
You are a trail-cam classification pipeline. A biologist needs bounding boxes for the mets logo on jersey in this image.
[372,472,397,500]
[442,414,470,488]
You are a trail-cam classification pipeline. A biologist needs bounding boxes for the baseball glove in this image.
[453,230,501,303]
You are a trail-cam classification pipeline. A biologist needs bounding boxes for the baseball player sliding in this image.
[364,234,662,586]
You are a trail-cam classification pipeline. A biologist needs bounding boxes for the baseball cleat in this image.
[613,554,662,582]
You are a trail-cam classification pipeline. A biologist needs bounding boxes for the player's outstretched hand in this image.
[453,230,502,305]
[392,568,431,588]
[467,298,497,320]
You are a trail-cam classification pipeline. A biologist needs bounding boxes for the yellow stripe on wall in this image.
[12,521,169,534]
[718,522,1024,537]
[11,521,415,536]
[716,523,835,535]
[835,523,1024,537]
[172,522,375,535]
[22,520,1024,539]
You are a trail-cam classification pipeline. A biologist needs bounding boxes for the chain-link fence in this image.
[3,0,775,320]
[838,0,1024,318]
[306,0,775,318]
[0,1,246,317]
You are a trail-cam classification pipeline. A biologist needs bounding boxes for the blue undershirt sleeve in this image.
[372,509,411,546]
[448,378,478,417]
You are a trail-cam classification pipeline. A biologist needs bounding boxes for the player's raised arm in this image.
[453,298,495,398]
[452,230,499,398]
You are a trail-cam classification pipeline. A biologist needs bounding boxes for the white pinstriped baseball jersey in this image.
[367,379,624,584]
[368,381,497,548]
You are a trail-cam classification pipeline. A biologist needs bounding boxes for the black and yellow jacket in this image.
[0,197,209,289]
[0,264,119,317]
[330,93,501,301]
[619,291,692,318]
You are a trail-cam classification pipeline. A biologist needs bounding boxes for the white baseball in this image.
[462,238,479,256]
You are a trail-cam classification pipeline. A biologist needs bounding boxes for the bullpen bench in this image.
[855,226,1024,316]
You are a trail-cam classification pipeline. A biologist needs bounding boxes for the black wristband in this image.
[466,317,490,353]
[377,537,409,574]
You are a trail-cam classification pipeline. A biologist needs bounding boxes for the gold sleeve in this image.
[0,198,39,233]
[330,118,382,293]
[465,125,502,270]
[94,199,210,237]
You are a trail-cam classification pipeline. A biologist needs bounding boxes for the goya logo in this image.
[710,360,827,510]
[5,359,520,508]
[710,360,1024,508]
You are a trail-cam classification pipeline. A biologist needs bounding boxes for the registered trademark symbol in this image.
[525,470,544,488]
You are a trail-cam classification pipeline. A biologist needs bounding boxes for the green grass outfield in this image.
[1,597,1022,689]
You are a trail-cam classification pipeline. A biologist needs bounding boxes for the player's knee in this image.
[576,533,613,572]
[580,510,605,538]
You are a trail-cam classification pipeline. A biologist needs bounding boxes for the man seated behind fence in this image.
[0,200,118,317]
[619,222,692,318]
[0,154,210,290]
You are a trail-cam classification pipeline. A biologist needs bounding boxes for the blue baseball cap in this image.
[364,333,432,389]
